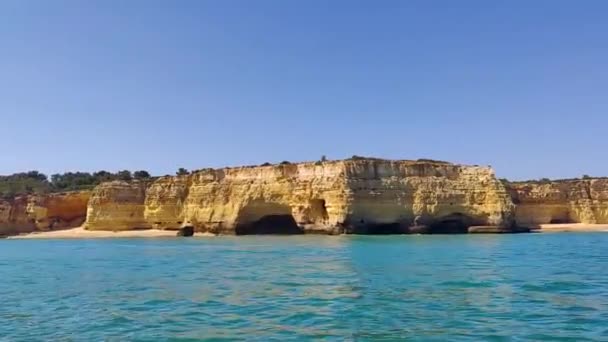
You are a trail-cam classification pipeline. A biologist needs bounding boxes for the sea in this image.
[1,233,607,341]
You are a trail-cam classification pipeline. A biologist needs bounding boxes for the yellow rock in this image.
[84,159,515,234]
[508,179,608,225]
[0,191,90,235]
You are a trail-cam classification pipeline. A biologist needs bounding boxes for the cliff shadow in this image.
[308,199,329,223]
[349,220,408,235]
[235,201,303,235]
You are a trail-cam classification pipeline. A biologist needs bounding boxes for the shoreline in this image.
[532,223,608,232]
[5,224,608,239]
[7,227,215,239]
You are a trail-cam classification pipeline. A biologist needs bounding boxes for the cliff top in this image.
[187,157,463,173]
[507,177,608,186]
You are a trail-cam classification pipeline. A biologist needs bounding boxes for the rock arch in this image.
[234,200,303,235]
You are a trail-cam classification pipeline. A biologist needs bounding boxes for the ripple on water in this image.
[0,234,607,340]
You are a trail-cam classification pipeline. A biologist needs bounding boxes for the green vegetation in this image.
[133,170,151,179]
[416,158,450,164]
[0,170,153,198]
[176,168,189,176]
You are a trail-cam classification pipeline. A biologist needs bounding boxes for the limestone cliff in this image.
[507,179,608,225]
[84,159,515,234]
[85,180,150,230]
[0,191,90,236]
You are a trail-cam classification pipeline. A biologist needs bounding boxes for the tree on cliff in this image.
[117,170,132,181]
[93,171,114,182]
[133,170,151,179]
[1,169,158,197]
[0,171,51,197]
[176,168,189,176]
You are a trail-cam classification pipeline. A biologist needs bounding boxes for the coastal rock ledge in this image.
[83,159,516,234]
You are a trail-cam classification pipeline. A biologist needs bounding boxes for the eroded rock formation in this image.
[507,179,608,225]
[84,159,515,234]
[0,191,90,236]
[5,159,607,237]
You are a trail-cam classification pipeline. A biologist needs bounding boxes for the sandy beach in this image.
[533,223,608,232]
[8,227,215,239]
[6,224,608,239]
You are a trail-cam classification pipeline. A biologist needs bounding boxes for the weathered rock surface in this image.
[84,159,516,234]
[507,179,608,225]
[5,160,608,237]
[85,180,150,230]
[0,191,90,236]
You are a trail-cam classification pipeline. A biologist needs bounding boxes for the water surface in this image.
[1,234,607,341]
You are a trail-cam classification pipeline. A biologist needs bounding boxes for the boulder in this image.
[176,226,194,237]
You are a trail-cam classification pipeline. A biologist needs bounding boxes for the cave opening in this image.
[235,215,303,235]
[428,213,471,234]
[362,222,406,235]
[234,201,303,235]
[549,218,572,224]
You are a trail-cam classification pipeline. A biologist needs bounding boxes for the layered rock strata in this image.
[507,179,608,225]
[0,191,90,236]
[7,160,606,237]
[84,159,516,234]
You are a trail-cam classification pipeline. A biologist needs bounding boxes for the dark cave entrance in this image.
[235,201,304,235]
[428,213,471,234]
[549,218,572,224]
[352,219,407,235]
[235,215,303,235]
[364,222,406,235]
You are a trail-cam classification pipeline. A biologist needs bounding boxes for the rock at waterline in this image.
[176,226,194,237]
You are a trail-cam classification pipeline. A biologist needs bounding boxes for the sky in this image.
[1,0,606,180]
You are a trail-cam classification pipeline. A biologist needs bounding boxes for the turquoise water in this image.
[1,234,607,341]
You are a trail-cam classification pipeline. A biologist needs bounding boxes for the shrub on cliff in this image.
[416,158,450,164]
[176,168,189,176]
[1,169,159,196]
[0,171,51,197]
[133,170,151,179]
[117,170,132,181]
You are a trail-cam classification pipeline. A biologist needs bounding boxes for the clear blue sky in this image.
[1,0,606,180]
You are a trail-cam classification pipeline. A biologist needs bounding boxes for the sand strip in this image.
[7,224,608,239]
[7,227,214,239]
[534,223,608,232]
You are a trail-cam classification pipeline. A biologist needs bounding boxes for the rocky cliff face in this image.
[85,181,149,231]
[6,160,607,237]
[0,191,90,236]
[507,179,608,225]
[84,159,515,234]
